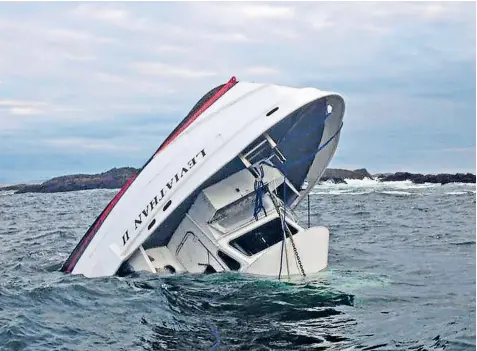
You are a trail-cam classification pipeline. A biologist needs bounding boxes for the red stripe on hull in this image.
[62,76,238,274]
[154,76,237,155]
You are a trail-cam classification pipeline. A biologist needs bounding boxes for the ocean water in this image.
[0,180,475,350]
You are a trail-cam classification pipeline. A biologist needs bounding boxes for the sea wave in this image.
[445,191,475,196]
[380,191,413,196]
[0,177,474,351]
[311,190,373,196]
[312,178,475,196]
[318,178,443,189]
[0,190,15,196]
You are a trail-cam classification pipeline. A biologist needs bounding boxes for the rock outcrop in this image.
[2,167,139,194]
[0,184,30,192]
[319,168,373,184]
[375,172,476,185]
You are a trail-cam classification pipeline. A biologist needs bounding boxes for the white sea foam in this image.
[0,190,15,196]
[311,190,373,195]
[319,177,476,187]
[380,191,413,196]
[344,179,440,189]
[445,191,473,196]
[311,177,475,196]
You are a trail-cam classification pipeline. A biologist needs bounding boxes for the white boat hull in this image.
[62,77,345,279]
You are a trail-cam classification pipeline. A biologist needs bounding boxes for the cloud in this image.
[0,99,49,115]
[71,3,149,31]
[367,2,458,21]
[202,32,254,43]
[46,28,115,44]
[132,62,217,79]
[440,147,476,153]
[154,45,189,54]
[62,53,96,62]
[42,137,142,152]
[243,66,280,76]
[237,4,296,20]
[96,72,127,84]
[0,1,474,182]
[0,99,83,118]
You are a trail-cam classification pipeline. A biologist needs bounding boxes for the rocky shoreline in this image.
[374,172,476,185]
[321,169,476,185]
[0,167,475,194]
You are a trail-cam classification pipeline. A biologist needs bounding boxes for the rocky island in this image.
[1,167,138,194]
[0,167,475,194]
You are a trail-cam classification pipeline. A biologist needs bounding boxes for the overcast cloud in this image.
[0,2,475,182]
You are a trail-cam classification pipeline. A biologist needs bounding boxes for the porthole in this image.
[163,200,172,211]
[266,107,279,116]
[147,219,156,230]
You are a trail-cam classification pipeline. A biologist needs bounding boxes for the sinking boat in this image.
[61,76,346,279]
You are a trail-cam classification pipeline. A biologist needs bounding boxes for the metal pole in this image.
[307,194,311,228]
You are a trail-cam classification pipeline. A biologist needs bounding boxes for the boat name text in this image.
[122,148,207,246]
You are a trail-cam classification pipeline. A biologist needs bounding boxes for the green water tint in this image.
[321,268,392,290]
[160,271,357,307]
[161,267,391,293]
[134,266,390,297]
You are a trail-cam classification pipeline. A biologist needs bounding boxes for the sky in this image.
[0,1,475,183]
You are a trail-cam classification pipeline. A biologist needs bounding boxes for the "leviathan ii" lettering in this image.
[121,148,207,246]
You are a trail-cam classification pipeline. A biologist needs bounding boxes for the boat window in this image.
[217,250,241,271]
[229,218,298,257]
[208,191,272,234]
